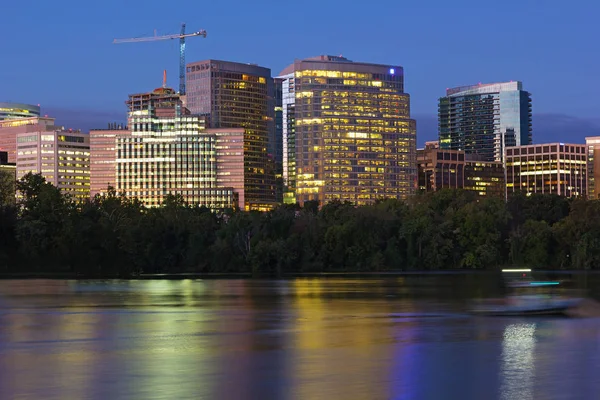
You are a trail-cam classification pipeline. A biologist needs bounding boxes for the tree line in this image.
[0,172,598,278]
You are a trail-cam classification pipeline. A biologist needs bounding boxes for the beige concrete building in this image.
[0,117,56,164]
[90,126,130,197]
[16,128,90,201]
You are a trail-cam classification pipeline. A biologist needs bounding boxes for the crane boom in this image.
[112,30,206,44]
[113,24,207,95]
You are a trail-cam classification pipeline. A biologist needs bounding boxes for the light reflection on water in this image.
[0,278,598,400]
[500,323,536,400]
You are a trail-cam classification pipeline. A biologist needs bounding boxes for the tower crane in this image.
[113,23,207,95]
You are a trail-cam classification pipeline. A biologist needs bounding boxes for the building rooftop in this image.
[446,81,523,96]
[278,55,403,77]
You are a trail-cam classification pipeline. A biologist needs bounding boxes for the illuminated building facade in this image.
[186,60,277,210]
[278,55,417,206]
[505,143,587,198]
[0,117,56,164]
[116,84,240,209]
[586,137,600,199]
[90,124,129,197]
[0,102,40,121]
[417,148,504,197]
[16,128,90,200]
[118,110,237,209]
[439,82,532,163]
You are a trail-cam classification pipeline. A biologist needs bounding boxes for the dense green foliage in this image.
[0,173,598,277]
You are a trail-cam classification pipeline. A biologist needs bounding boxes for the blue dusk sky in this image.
[1,0,599,145]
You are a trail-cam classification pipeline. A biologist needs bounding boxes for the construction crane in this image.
[113,23,207,95]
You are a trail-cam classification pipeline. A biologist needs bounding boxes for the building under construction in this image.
[125,72,192,118]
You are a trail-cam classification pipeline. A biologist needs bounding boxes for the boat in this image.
[470,279,583,317]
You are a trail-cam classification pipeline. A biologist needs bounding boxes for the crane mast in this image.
[113,23,207,95]
[179,24,186,95]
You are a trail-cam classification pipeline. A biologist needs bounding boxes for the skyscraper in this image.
[185,60,277,210]
[277,55,417,206]
[276,70,297,204]
[438,81,532,163]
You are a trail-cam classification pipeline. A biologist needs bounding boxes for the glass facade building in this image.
[277,55,417,206]
[439,82,532,163]
[276,71,297,204]
[185,60,277,211]
[0,102,40,121]
[505,143,587,198]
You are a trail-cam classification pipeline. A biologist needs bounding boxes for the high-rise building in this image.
[0,117,56,163]
[273,78,284,168]
[505,143,587,198]
[90,124,130,197]
[439,82,532,163]
[185,60,277,211]
[0,102,40,120]
[276,55,417,206]
[586,136,600,199]
[16,127,90,200]
[276,71,297,204]
[417,148,504,197]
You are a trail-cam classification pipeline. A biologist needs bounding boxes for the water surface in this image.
[0,278,598,400]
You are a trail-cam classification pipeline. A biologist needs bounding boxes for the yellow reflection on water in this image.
[289,278,398,400]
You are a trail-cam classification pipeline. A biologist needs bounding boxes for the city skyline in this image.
[1,0,599,145]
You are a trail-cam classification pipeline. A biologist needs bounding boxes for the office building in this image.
[185,60,277,210]
[0,102,40,120]
[0,117,56,164]
[505,143,587,198]
[90,124,130,197]
[117,83,238,209]
[586,137,600,199]
[273,78,284,167]
[276,55,417,206]
[439,82,532,163]
[276,71,297,204]
[16,127,90,200]
[272,78,284,203]
[417,148,504,197]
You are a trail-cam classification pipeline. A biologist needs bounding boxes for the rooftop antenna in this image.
[163,69,167,88]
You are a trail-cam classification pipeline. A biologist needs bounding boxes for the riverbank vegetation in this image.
[0,173,599,277]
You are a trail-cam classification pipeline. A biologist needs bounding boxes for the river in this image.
[0,278,599,399]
